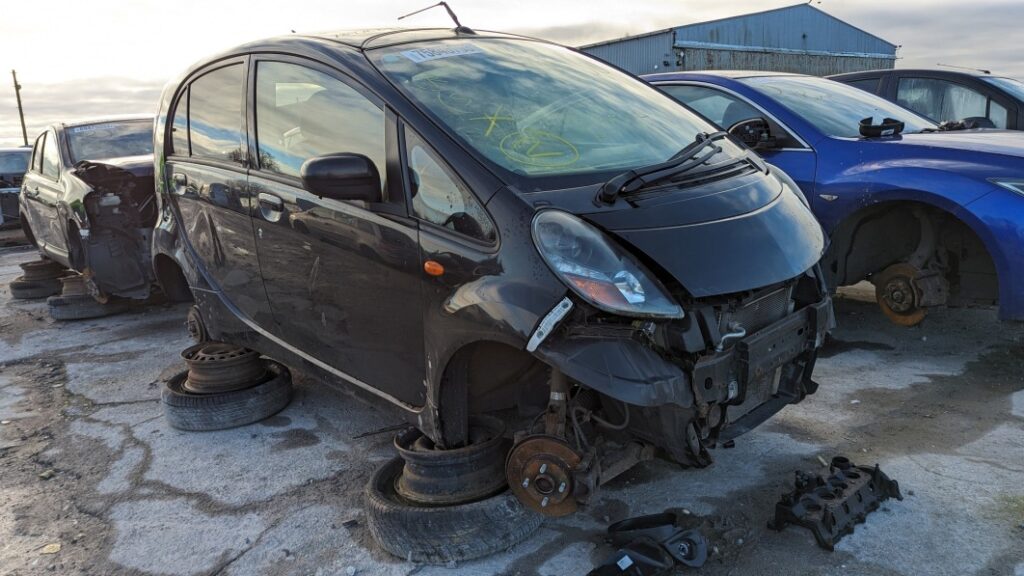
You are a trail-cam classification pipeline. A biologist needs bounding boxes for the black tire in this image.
[9,276,62,299]
[366,457,543,564]
[161,361,291,431]
[47,293,129,321]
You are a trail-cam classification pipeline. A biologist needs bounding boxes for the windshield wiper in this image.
[596,131,728,205]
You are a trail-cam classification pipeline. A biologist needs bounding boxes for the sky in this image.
[2,0,1022,147]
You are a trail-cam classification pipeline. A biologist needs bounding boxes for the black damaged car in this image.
[153,28,834,561]
[19,117,171,301]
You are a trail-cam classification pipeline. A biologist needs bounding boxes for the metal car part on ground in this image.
[153,27,833,546]
[646,71,1024,324]
[588,511,709,575]
[768,456,903,550]
[47,274,130,321]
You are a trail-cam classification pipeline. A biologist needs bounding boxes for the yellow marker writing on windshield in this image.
[471,105,514,137]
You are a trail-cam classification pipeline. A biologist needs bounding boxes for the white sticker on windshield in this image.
[401,45,482,63]
[70,123,120,133]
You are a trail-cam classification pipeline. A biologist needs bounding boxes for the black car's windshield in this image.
[370,38,715,187]
[66,120,153,163]
[983,76,1024,102]
[742,76,937,138]
[0,150,30,173]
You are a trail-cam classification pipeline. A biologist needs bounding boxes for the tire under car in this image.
[161,359,292,431]
[365,457,543,564]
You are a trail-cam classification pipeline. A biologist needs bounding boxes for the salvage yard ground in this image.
[0,244,1022,576]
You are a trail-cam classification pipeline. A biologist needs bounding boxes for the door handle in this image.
[258,192,283,211]
[171,173,188,195]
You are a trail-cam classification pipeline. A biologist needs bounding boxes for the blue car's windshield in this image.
[66,120,153,163]
[742,76,936,138]
[370,38,717,188]
[983,77,1024,102]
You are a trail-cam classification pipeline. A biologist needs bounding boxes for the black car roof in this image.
[831,68,998,79]
[302,27,538,50]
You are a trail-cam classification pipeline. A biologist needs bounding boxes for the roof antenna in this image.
[398,2,474,34]
[937,62,991,75]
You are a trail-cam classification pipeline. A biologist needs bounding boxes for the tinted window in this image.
[406,129,495,243]
[41,132,61,178]
[370,39,715,188]
[743,76,935,138]
[659,85,761,128]
[0,150,30,174]
[843,77,881,94]
[171,89,189,156]
[255,61,385,185]
[897,78,1004,128]
[189,65,244,163]
[66,120,153,163]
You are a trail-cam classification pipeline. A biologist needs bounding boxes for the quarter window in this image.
[188,65,245,164]
[659,84,802,148]
[255,61,386,187]
[41,132,61,178]
[844,77,881,94]
[170,88,189,156]
[405,129,495,243]
[31,133,44,172]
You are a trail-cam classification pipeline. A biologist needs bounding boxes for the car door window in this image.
[405,128,495,243]
[897,78,1005,127]
[659,84,802,148]
[41,132,61,179]
[188,64,245,164]
[255,61,385,190]
[844,77,880,94]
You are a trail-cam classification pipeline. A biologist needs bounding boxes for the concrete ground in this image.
[0,244,1021,576]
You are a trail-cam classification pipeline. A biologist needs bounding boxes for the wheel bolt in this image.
[558,482,566,493]
[539,463,547,474]
[541,496,549,508]
[522,478,530,488]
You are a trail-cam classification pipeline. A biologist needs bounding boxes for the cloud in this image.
[0,77,161,147]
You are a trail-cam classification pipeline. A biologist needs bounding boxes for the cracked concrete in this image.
[1,245,1022,576]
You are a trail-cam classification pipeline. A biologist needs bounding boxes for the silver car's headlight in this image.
[532,210,683,319]
[991,178,1024,197]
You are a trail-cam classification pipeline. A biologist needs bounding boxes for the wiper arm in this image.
[597,131,727,204]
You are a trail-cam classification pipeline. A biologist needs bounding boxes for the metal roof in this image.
[581,4,896,57]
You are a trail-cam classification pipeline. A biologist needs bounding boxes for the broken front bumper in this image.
[534,296,832,454]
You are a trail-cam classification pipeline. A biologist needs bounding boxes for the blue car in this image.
[645,71,1024,324]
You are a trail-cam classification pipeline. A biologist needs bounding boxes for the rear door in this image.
[247,56,425,406]
[164,59,274,327]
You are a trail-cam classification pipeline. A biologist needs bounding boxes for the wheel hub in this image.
[394,415,509,506]
[882,276,916,313]
[181,342,267,394]
[506,435,582,517]
[874,262,928,326]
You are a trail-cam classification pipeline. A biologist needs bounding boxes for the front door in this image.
[164,60,273,327]
[22,130,69,260]
[247,58,425,406]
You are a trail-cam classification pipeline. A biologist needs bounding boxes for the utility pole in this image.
[12,70,28,146]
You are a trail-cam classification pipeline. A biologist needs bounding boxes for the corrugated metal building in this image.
[580,4,897,76]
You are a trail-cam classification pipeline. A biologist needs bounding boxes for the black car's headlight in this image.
[532,210,684,319]
[992,178,1024,197]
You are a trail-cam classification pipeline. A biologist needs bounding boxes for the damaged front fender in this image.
[68,157,157,299]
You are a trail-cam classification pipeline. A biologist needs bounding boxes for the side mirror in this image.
[300,153,382,203]
[727,118,775,150]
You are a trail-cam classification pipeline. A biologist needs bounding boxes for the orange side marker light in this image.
[424,260,445,276]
